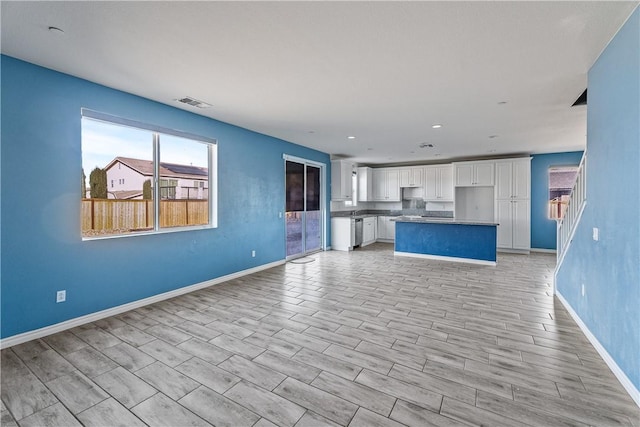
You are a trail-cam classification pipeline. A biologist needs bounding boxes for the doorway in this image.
[285,158,324,259]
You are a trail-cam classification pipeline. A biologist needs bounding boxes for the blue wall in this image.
[556,7,639,391]
[530,151,584,250]
[0,56,331,339]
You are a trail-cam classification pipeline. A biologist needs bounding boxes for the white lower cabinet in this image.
[331,217,354,251]
[377,216,395,241]
[496,199,530,250]
[362,217,376,246]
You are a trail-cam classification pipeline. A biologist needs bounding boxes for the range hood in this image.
[402,187,424,201]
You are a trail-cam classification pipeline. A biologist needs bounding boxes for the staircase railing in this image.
[557,152,587,265]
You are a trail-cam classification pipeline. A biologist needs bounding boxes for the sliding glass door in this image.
[285,159,323,258]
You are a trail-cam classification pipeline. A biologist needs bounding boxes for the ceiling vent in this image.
[176,96,212,109]
[572,89,587,107]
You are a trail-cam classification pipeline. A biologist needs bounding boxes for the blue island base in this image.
[394,221,497,266]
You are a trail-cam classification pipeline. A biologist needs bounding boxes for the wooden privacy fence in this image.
[549,195,570,220]
[82,199,208,234]
[159,200,208,228]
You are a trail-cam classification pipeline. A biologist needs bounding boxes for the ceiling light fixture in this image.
[347,136,356,140]
[431,124,443,129]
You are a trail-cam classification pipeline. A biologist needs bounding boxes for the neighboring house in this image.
[103,156,208,200]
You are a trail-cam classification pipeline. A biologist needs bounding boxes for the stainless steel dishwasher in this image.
[354,218,363,248]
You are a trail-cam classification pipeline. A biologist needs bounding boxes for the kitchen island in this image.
[392,216,498,265]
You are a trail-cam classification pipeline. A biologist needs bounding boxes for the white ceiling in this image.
[2,1,637,165]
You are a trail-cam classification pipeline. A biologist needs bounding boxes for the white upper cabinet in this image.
[387,170,400,200]
[495,158,531,199]
[424,165,454,201]
[357,167,373,202]
[331,160,355,201]
[399,167,424,188]
[454,161,495,186]
[495,162,514,199]
[372,169,386,200]
[372,168,400,201]
[512,160,531,199]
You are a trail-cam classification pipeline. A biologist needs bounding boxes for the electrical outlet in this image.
[251,250,256,258]
[593,227,599,241]
[581,284,585,297]
[56,290,66,303]
[279,212,283,219]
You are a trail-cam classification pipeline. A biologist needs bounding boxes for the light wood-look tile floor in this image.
[2,243,639,426]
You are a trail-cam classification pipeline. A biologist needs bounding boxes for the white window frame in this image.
[81,109,218,240]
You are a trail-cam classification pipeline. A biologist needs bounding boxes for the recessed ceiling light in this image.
[308,131,315,134]
[367,148,373,151]
[347,136,356,140]
[497,101,508,105]
[489,135,499,139]
[48,26,64,34]
[431,124,443,129]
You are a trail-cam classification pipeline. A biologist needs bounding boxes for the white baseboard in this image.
[497,248,530,254]
[0,260,285,350]
[394,251,496,266]
[530,248,557,254]
[556,291,640,407]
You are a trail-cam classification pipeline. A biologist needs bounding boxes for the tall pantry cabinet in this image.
[495,158,531,251]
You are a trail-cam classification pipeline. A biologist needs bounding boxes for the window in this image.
[548,166,578,220]
[159,179,178,199]
[81,109,217,239]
